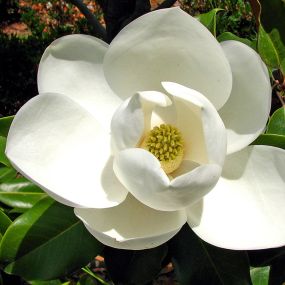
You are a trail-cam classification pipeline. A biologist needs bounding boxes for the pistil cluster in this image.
[146,124,183,161]
[142,124,184,174]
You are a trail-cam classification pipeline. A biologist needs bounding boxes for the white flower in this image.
[6,8,285,250]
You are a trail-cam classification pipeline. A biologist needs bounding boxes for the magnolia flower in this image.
[6,8,285,250]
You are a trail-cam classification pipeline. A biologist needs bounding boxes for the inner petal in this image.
[111,91,172,154]
[173,97,208,165]
[162,82,227,168]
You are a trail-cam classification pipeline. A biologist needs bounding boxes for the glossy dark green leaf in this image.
[0,175,46,209]
[197,8,223,37]
[248,247,285,285]
[250,267,269,285]
[267,107,285,135]
[0,210,12,236]
[0,269,24,285]
[257,0,285,73]
[0,196,103,280]
[0,167,17,182]
[168,225,251,285]
[0,137,10,167]
[217,32,256,49]
[29,280,63,285]
[104,244,168,284]
[252,133,285,149]
[0,116,14,138]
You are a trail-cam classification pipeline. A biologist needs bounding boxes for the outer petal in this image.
[6,93,128,208]
[162,82,227,167]
[219,41,271,154]
[111,91,172,154]
[104,8,232,110]
[187,145,285,250]
[74,194,187,250]
[114,148,221,211]
[38,34,121,129]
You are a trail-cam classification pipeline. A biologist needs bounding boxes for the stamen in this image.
[141,124,185,174]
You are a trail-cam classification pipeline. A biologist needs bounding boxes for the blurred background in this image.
[0,0,256,116]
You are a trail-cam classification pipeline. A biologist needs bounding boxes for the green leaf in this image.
[250,267,269,285]
[77,275,98,285]
[0,196,103,280]
[29,280,63,285]
[248,246,285,284]
[0,167,17,182]
[0,269,24,284]
[104,245,168,284]
[252,133,285,149]
[257,0,285,73]
[168,225,251,285]
[267,107,285,135]
[0,175,46,209]
[0,116,14,138]
[81,267,109,285]
[0,137,11,167]
[197,8,223,37]
[0,210,12,236]
[258,25,285,72]
[217,32,256,49]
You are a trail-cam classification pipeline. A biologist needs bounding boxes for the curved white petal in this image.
[219,41,271,154]
[114,148,221,211]
[187,145,285,250]
[74,194,187,250]
[111,91,171,153]
[162,82,227,167]
[6,93,128,208]
[38,34,121,129]
[104,7,232,110]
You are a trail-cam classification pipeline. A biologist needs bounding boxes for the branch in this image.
[122,0,151,26]
[154,0,177,10]
[248,0,261,28]
[103,0,150,43]
[69,0,107,41]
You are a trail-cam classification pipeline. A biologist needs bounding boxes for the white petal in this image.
[74,194,187,250]
[114,148,221,211]
[104,7,232,110]
[111,91,171,153]
[187,145,285,250]
[6,93,128,208]
[219,41,271,154]
[38,34,121,129]
[162,82,227,167]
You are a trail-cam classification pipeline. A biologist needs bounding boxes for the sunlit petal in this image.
[38,34,121,129]
[75,194,187,250]
[6,93,128,208]
[219,41,271,154]
[187,145,285,249]
[104,8,232,109]
[114,148,221,211]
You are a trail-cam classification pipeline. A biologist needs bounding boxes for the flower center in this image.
[141,124,184,174]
